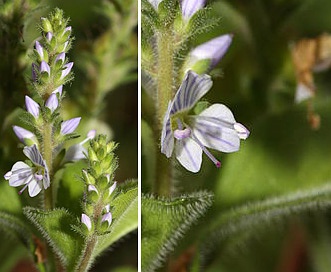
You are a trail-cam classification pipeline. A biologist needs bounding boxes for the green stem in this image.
[156,28,174,129]
[154,152,173,196]
[42,122,53,210]
[154,27,175,197]
[76,236,98,272]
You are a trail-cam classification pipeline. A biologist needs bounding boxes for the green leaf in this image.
[0,211,33,250]
[23,207,84,271]
[141,191,213,272]
[199,183,331,267]
[94,181,138,256]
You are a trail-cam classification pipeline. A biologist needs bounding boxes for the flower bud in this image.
[41,17,53,33]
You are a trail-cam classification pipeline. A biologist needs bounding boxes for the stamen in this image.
[191,134,221,168]
[18,175,33,195]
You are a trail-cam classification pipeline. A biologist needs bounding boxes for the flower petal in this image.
[55,52,66,63]
[161,102,174,157]
[191,104,240,153]
[40,61,50,75]
[45,93,59,112]
[13,126,35,143]
[101,212,112,226]
[234,123,250,140]
[61,62,74,79]
[81,214,92,231]
[46,32,53,41]
[170,70,212,114]
[175,137,202,173]
[23,145,45,166]
[61,117,81,134]
[25,96,40,117]
[190,34,233,68]
[7,162,33,186]
[35,41,44,59]
[181,0,206,19]
[28,178,43,197]
[53,85,63,96]
[148,0,163,9]
[109,182,117,196]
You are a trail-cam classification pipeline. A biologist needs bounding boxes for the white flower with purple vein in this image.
[4,145,50,197]
[161,71,249,172]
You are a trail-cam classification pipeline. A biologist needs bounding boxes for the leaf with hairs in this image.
[142,191,213,272]
[23,207,84,271]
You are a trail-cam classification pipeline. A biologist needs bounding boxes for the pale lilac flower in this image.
[53,85,63,96]
[61,62,73,79]
[181,0,206,20]
[4,145,50,197]
[61,117,81,135]
[25,96,40,118]
[189,34,233,69]
[63,26,72,36]
[40,61,50,75]
[13,126,35,144]
[147,0,163,9]
[55,52,65,64]
[64,129,96,161]
[88,184,98,194]
[46,32,53,42]
[81,214,92,231]
[105,204,110,213]
[32,63,38,81]
[161,71,249,172]
[101,212,112,227]
[45,93,58,112]
[108,182,117,197]
[35,41,44,60]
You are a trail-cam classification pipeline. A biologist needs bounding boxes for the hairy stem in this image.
[154,26,175,197]
[156,28,174,129]
[42,122,53,210]
[75,236,98,272]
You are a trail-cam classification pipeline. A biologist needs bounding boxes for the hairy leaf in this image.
[23,207,84,271]
[142,191,213,272]
[199,184,331,267]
